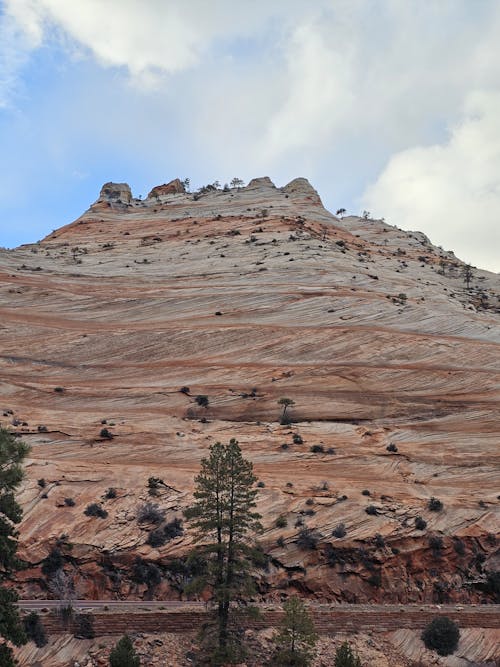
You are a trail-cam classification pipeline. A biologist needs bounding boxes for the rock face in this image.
[0,177,498,605]
[98,182,132,204]
[147,179,186,198]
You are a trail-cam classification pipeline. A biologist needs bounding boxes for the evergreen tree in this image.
[185,439,262,665]
[278,398,295,425]
[272,596,318,666]
[461,263,474,290]
[421,616,460,656]
[0,427,30,665]
[109,634,140,667]
[334,641,362,667]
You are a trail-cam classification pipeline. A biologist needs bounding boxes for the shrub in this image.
[361,489,370,496]
[484,571,500,602]
[429,536,444,556]
[276,515,288,529]
[365,505,378,516]
[146,529,167,548]
[137,502,165,524]
[147,476,164,495]
[23,611,48,647]
[163,517,184,541]
[415,516,427,530]
[374,533,385,548]
[386,443,398,453]
[179,386,190,394]
[332,523,346,539]
[305,498,314,506]
[297,527,319,550]
[367,572,382,587]
[293,434,303,444]
[104,487,117,499]
[257,481,265,488]
[310,445,324,454]
[109,634,140,667]
[429,497,443,512]
[195,395,209,408]
[74,613,95,639]
[53,387,64,393]
[99,427,113,439]
[37,478,46,488]
[334,641,361,667]
[41,547,64,577]
[84,503,108,519]
[277,536,285,548]
[64,497,75,507]
[452,537,465,555]
[421,616,460,656]
[132,557,162,589]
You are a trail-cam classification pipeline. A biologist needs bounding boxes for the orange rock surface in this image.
[0,177,498,603]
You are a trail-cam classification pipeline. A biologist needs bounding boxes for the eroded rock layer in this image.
[0,177,499,603]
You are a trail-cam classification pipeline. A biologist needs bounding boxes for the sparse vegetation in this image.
[421,616,460,656]
[275,515,288,529]
[272,596,317,666]
[334,641,361,667]
[195,394,209,408]
[428,497,443,512]
[74,613,95,639]
[415,516,427,530]
[297,527,319,550]
[109,634,140,667]
[137,502,165,524]
[278,397,295,425]
[332,523,346,538]
[84,503,108,519]
[23,611,47,647]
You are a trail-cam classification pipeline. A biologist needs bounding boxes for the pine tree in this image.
[273,596,318,666]
[278,398,295,425]
[0,427,30,665]
[185,439,262,665]
[461,263,474,290]
[109,634,140,666]
[334,641,362,667]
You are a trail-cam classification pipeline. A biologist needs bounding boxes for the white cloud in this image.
[362,91,500,272]
[0,4,41,108]
[4,0,309,83]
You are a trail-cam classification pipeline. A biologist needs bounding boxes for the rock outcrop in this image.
[147,179,186,198]
[0,177,498,606]
[98,182,132,204]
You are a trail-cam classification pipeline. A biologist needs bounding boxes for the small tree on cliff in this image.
[461,263,474,290]
[278,398,295,425]
[185,439,262,665]
[0,427,30,665]
[109,634,140,667]
[272,596,318,666]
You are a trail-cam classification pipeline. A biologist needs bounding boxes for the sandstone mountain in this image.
[0,176,498,604]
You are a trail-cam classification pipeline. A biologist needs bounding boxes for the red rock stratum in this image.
[1,177,498,604]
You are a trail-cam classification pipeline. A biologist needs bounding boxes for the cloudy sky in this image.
[1,0,499,271]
